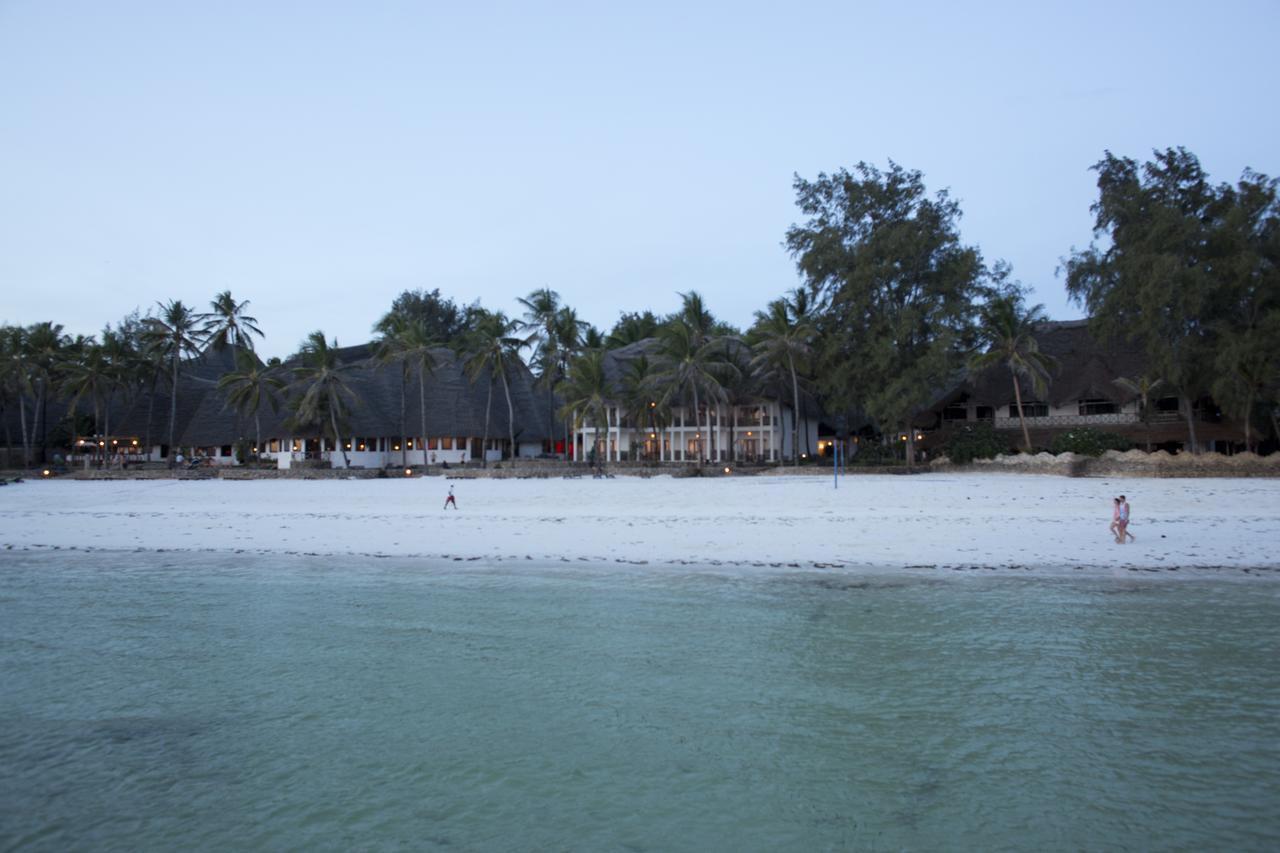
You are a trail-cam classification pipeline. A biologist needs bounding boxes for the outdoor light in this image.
[404,468,412,476]
[98,440,105,447]
[723,467,731,474]
[649,402,656,408]
[916,433,924,441]
[345,443,352,450]
[131,439,138,446]
[746,431,752,436]
[112,440,118,446]
[900,435,907,442]
[42,469,51,477]
[649,433,655,439]
[393,444,400,451]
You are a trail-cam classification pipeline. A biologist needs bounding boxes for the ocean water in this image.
[1,553,1278,852]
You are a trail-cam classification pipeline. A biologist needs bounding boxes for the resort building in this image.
[569,340,822,464]
[915,320,1247,453]
[103,343,557,469]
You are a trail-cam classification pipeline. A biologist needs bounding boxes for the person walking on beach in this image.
[443,484,457,510]
[1109,497,1123,543]
[1117,495,1134,543]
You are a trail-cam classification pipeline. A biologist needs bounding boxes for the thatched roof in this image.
[932,320,1150,410]
[109,342,556,447]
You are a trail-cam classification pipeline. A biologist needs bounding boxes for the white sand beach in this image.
[1,474,1278,576]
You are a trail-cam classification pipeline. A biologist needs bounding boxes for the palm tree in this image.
[25,322,69,464]
[144,301,207,467]
[619,354,667,462]
[558,349,612,472]
[218,349,284,462]
[749,293,815,467]
[288,332,359,468]
[374,314,415,468]
[0,326,33,467]
[62,339,113,467]
[1112,375,1166,452]
[652,321,734,464]
[969,294,1057,453]
[552,306,588,457]
[202,291,264,352]
[517,288,564,446]
[461,310,528,467]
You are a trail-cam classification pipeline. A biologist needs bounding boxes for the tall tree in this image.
[144,301,206,467]
[557,349,612,472]
[517,288,564,445]
[1210,169,1280,451]
[25,322,70,464]
[748,290,815,467]
[288,332,359,468]
[0,326,33,466]
[461,310,528,466]
[375,288,467,344]
[202,291,264,352]
[218,349,284,462]
[787,162,984,464]
[969,292,1057,452]
[1064,148,1242,453]
[606,311,660,349]
[652,308,735,464]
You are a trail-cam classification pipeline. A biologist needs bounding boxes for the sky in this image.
[2,0,1278,360]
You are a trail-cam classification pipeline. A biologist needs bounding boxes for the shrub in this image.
[1050,428,1132,457]
[851,443,899,465]
[945,423,1005,464]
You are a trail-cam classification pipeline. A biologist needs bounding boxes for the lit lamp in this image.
[42,469,52,477]
[404,468,412,477]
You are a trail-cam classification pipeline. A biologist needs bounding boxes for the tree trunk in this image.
[1012,371,1031,452]
[1180,394,1199,454]
[1269,407,1280,451]
[168,354,179,468]
[254,411,262,464]
[691,385,701,464]
[501,367,515,462]
[18,393,30,468]
[33,379,46,465]
[145,368,159,462]
[419,363,428,466]
[399,367,408,468]
[1243,389,1254,453]
[330,409,350,468]
[730,401,737,463]
[481,376,493,468]
[905,426,915,468]
[789,357,801,468]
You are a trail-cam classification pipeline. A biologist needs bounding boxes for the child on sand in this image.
[1118,495,1134,543]
[443,484,457,510]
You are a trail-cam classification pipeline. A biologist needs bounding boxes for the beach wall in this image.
[933,449,1280,478]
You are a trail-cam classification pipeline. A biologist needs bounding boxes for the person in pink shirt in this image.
[1109,497,1122,543]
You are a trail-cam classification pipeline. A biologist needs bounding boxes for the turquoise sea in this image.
[2,552,1278,851]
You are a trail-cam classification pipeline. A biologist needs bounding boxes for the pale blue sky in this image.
[2,1,1277,359]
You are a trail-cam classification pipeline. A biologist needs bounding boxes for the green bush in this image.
[850,443,899,465]
[944,423,1006,464]
[1050,429,1132,457]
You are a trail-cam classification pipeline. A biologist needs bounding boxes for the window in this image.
[975,406,994,421]
[441,437,453,450]
[1155,396,1180,412]
[268,439,280,453]
[427,437,438,450]
[455,437,466,450]
[220,445,232,456]
[1078,399,1117,416]
[1009,402,1048,418]
[942,405,968,421]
